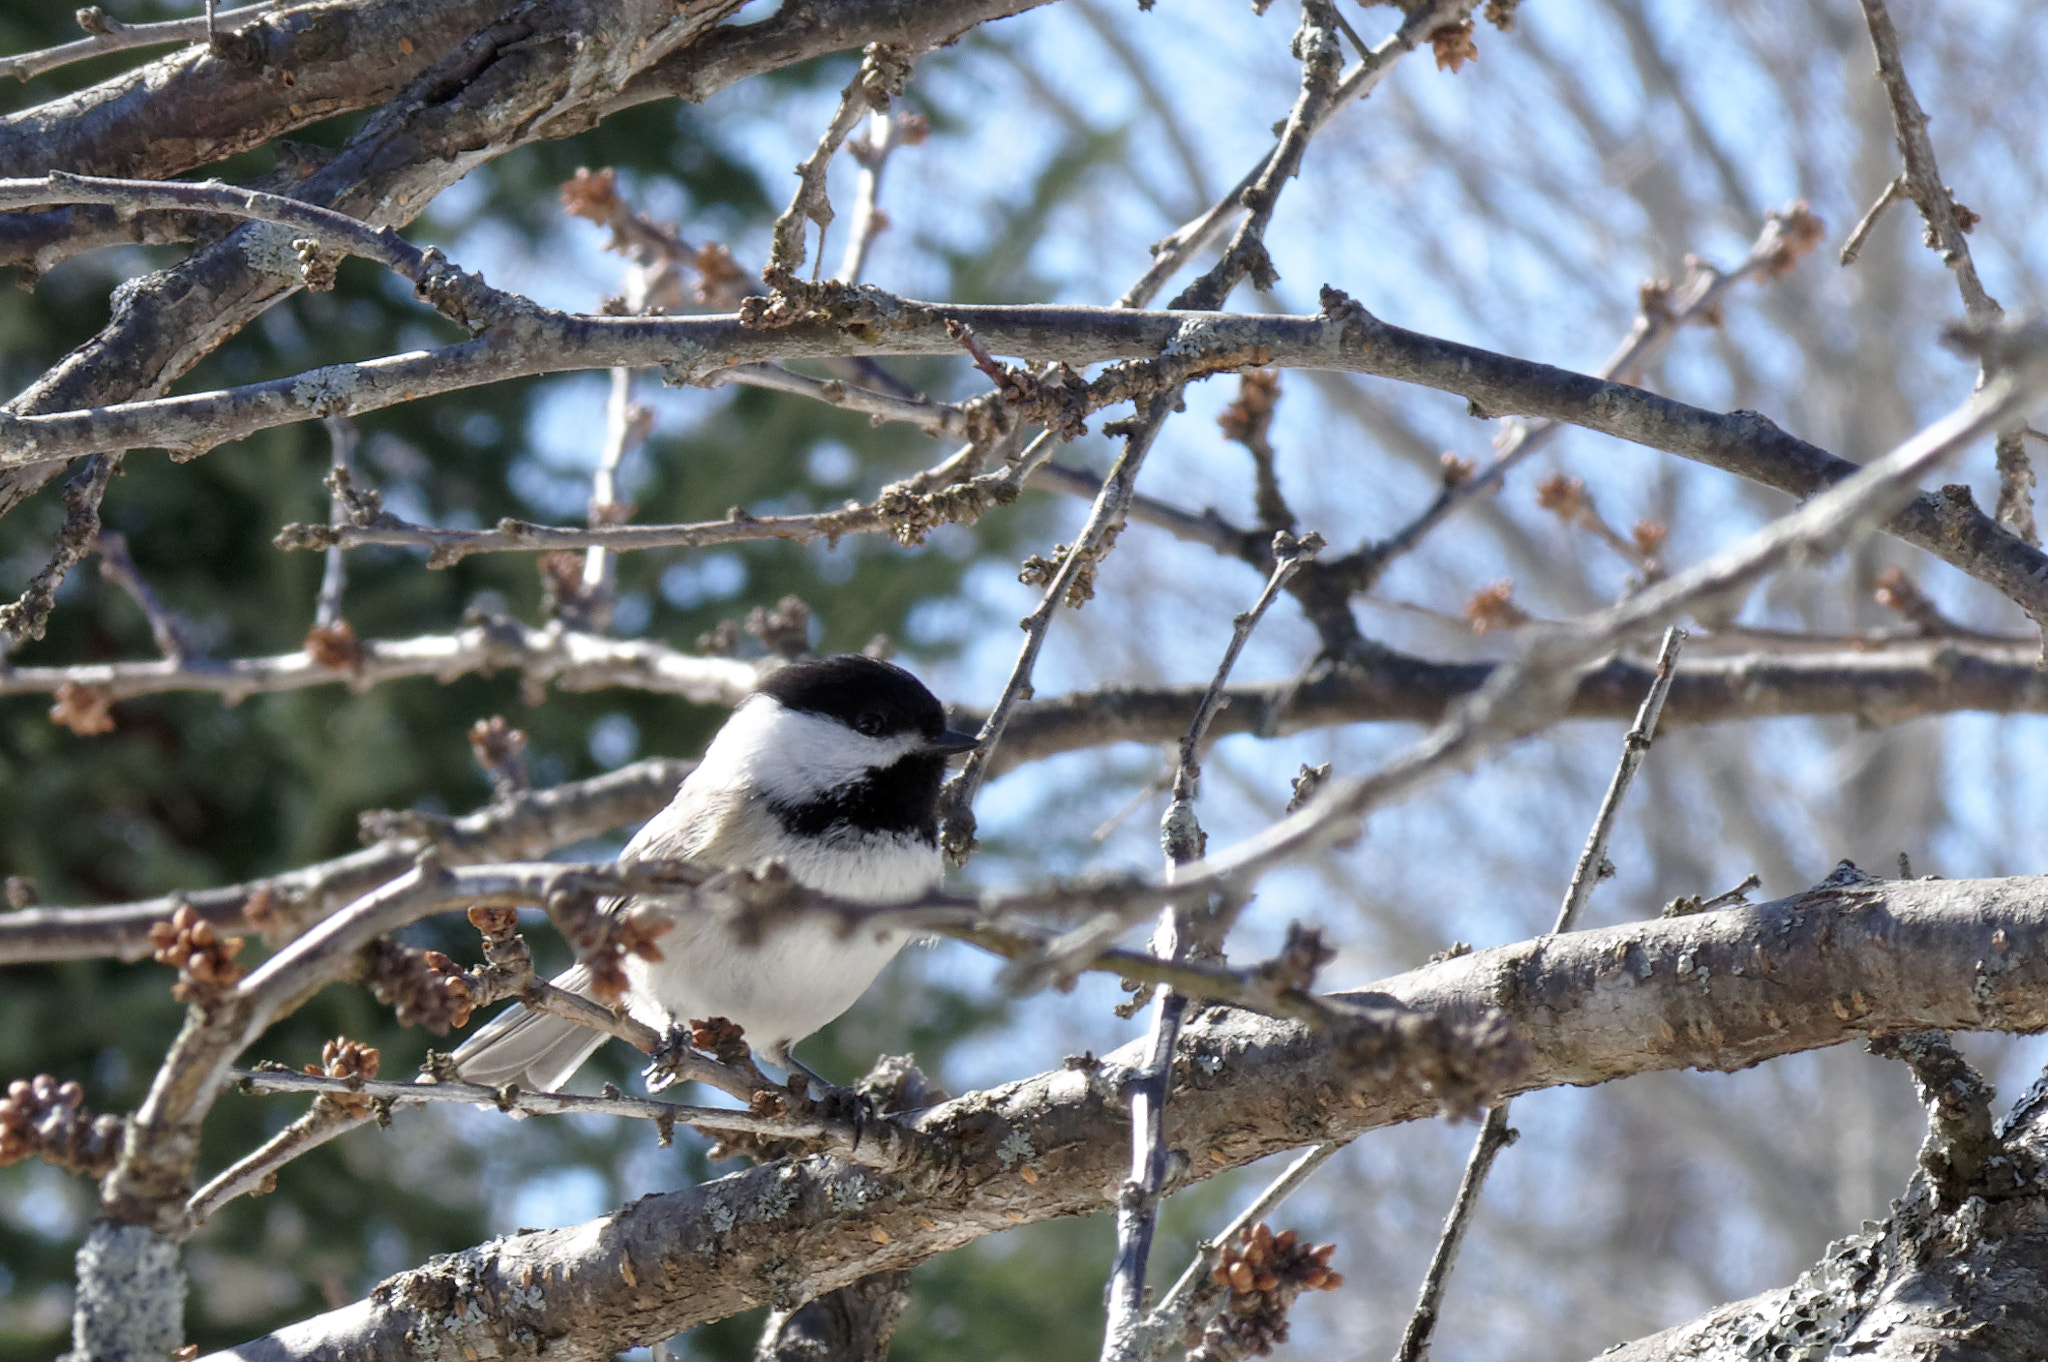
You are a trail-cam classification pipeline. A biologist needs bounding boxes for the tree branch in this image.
[10,293,2045,620]
[1857,0,2036,548]
[203,874,2048,1362]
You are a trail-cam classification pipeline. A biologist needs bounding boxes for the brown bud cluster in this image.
[1762,201,1827,278]
[242,884,285,934]
[537,552,601,627]
[1464,579,1529,635]
[746,595,813,658]
[580,907,671,1008]
[1535,472,1588,522]
[367,938,474,1034]
[1430,19,1478,73]
[150,903,246,1004]
[1217,370,1281,445]
[468,716,531,795]
[689,1016,752,1066]
[1019,525,1120,609]
[1264,923,1336,994]
[309,1039,381,1119]
[0,1075,124,1178]
[467,904,519,937]
[1190,1224,1342,1362]
[304,619,361,670]
[50,681,116,736]
[1637,278,1676,326]
[560,166,622,225]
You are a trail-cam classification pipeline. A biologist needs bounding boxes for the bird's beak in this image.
[923,727,981,757]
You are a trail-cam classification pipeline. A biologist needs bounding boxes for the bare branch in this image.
[95,531,195,665]
[313,419,358,631]
[0,173,516,328]
[1393,1107,1516,1362]
[1858,0,2036,547]
[762,43,913,288]
[1839,173,1908,267]
[0,451,115,648]
[1120,0,1473,310]
[1395,626,1683,1362]
[0,1,276,82]
[0,618,757,706]
[1117,319,2048,942]
[1553,626,1686,935]
[13,289,2041,621]
[201,875,2048,1362]
[0,758,696,966]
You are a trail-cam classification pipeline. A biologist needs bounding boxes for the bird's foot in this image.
[641,1024,696,1094]
[638,1019,770,1105]
[777,1054,879,1151]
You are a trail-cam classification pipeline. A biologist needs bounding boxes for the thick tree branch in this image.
[204,875,2048,1362]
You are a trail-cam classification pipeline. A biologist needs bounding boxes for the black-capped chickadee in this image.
[451,654,977,1093]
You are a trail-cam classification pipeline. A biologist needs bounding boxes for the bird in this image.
[449,653,977,1095]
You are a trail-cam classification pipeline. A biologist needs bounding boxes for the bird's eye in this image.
[854,712,886,737]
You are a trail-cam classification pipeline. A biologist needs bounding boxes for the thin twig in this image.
[1102,531,1325,1362]
[1553,626,1686,934]
[0,1,274,82]
[1134,1144,1341,1362]
[1394,625,1684,1362]
[1392,1107,1515,1362]
[314,418,357,630]
[187,1090,363,1227]
[837,108,924,284]
[939,403,1175,862]
[1167,533,1325,830]
[1029,460,1253,557]
[1167,0,1345,312]
[0,452,117,649]
[1839,174,1908,267]
[97,532,195,664]
[1858,0,2035,547]
[764,45,913,286]
[189,1065,872,1226]
[1120,0,1471,309]
[715,362,970,437]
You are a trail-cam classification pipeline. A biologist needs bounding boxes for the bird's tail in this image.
[449,964,611,1093]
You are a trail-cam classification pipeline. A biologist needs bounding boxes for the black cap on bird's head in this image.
[759,654,978,757]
